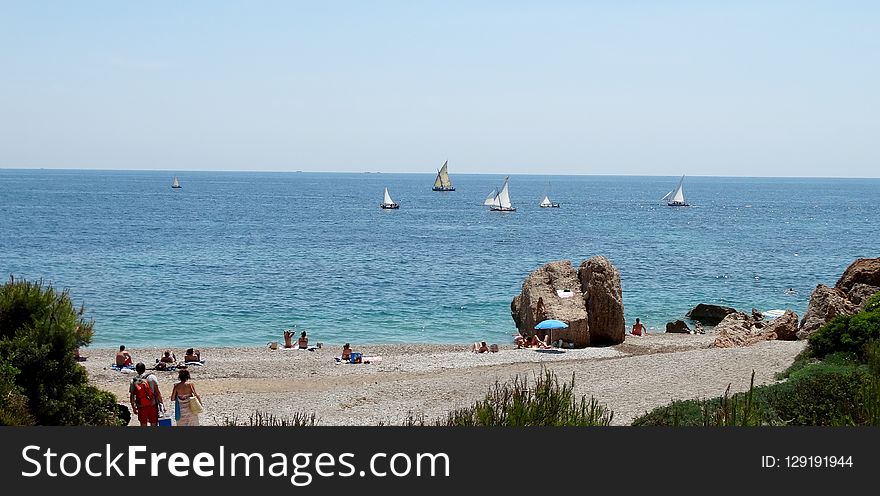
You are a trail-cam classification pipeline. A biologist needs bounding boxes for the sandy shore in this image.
[82,334,806,426]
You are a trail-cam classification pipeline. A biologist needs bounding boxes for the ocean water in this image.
[1,169,877,347]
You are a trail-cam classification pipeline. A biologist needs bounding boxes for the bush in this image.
[0,277,120,425]
[441,369,613,426]
[808,293,880,359]
[222,411,317,426]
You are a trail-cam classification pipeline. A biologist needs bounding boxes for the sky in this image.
[0,1,877,177]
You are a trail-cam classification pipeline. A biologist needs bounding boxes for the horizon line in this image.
[1,166,878,180]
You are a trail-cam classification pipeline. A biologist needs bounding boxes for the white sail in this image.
[484,189,499,206]
[670,175,685,203]
[660,190,673,201]
[497,176,512,209]
[433,171,443,189]
[433,160,453,189]
[171,176,180,188]
[540,195,552,207]
[383,187,395,206]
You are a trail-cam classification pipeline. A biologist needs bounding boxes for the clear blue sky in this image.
[1,1,877,176]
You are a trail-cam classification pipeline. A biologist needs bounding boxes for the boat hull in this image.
[540,203,560,208]
[432,187,455,192]
[380,203,400,209]
[171,186,181,189]
[489,206,516,212]
[667,201,689,207]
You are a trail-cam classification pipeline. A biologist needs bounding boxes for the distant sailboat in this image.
[488,176,516,212]
[432,160,455,191]
[380,187,399,209]
[665,175,689,207]
[171,176,181,189]
[539,183,560,208]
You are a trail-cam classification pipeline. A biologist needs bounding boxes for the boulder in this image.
[835,258,880,294]
[666,320,691,333]
[511,261,590,347]
[578,256,626,345]
[686,303,737,325]
[797,284,857,340]
[711,312,776,348]
[511,257,626,347]
[763,310,799,341]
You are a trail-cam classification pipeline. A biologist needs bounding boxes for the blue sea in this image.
[1,169,877,347]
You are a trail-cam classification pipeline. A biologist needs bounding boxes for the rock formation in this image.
[763,309,799,341]
[511,257,625,347]
[578,256,626,345]
[665,320,691,333]
[686,303,737,325]
[798,258,880,339]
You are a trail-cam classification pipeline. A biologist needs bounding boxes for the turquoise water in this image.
[1,169,877,347]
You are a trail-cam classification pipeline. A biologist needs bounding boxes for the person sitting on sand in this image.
[160,351,176,364]
[528,335,551,349]
[514,334,526,348]
[341,343,352,361]
[472,341,490,353]
[631,318,647,337]
[284,329,295,348]
[184,348,201,363]
[298,331,309,349]
[116,345,133,367]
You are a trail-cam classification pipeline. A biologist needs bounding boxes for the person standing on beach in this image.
[171,369,202,426]
[631,318,647,337]
[129,363,164,426]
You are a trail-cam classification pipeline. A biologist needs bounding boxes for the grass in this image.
[220,410,318,426]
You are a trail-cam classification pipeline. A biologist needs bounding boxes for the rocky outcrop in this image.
[511,257,625,347]
[666,320,690,333]
[686,303,737,325]
[712,309,799,347]
[798,258,880,340]
[764,310,799,341]
[848,284,880,309]
[798,285,858,340]
[835,258,880,294]
[578,256,626,345]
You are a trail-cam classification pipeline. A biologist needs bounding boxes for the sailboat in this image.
[539,183,560,208]
[171,176,181,189]
[488,176,516,212]
[664,175,689,207]
[380,187,399,209]
[432,160,455,191]
[483,188,498,206]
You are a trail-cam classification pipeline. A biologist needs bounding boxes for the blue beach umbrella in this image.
[534,319,568,347]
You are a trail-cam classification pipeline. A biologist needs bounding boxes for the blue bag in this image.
[350,352,362,364]
[175,398,181,421]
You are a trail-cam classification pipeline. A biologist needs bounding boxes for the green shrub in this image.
[222,411,317,426]
[0,277,119,425]
[441,369,613,426]
[808,292,880,359]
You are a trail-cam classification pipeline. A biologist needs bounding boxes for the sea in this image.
[1,169,877,348]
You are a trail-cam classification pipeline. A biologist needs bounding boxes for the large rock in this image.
[764,310,799,341]
[835,258,880,294]
[686,303,737,325]
[511,261,590,346]
[511,257,625,347]
[578,256,626,345]
[711,312,776,348]
[665,320,691,333]
[797,284,857,340]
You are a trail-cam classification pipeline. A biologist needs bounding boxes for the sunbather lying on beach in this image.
[514,335,526,348]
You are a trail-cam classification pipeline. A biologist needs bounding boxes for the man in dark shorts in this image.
[129,363,164,426]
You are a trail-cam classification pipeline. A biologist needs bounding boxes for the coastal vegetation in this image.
[633,292,880,426]
[0,278,121,426]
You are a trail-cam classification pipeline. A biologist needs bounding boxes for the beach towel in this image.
[334,355,382,364]
[184,360,206,366]
[110,364,136,372]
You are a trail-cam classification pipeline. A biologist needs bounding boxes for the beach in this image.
[83,334,806,426]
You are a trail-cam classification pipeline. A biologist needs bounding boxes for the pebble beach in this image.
[82,334,806,426]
